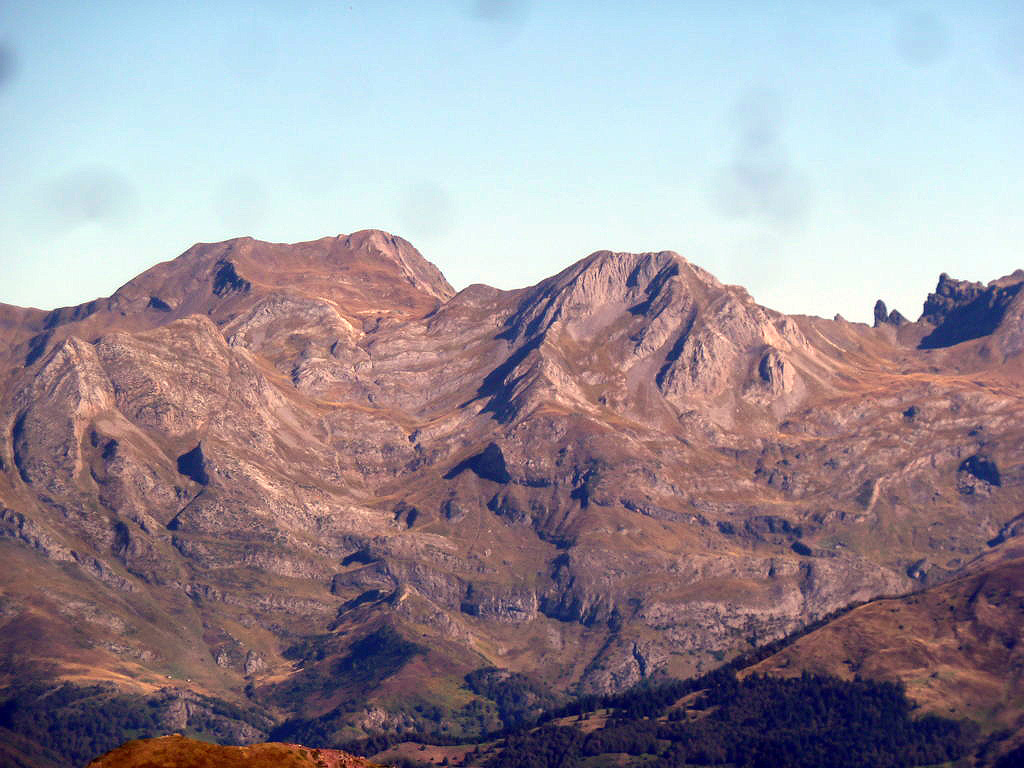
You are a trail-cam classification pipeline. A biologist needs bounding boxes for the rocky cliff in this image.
[2,232,1024,761]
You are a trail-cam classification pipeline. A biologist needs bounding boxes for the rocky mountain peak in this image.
[0,230,455,377]
[334,229,455,302]
[921,273,987,325]
[458,246,814,429]
[112,229,454,321]
[919,270,1024,350]
[501,249,692,341]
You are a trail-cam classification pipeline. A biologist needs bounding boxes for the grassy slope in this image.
[747,544,1024,730]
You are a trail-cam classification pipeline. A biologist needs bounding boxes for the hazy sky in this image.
[1,1,1022,322]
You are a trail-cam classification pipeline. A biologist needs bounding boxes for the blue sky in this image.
[1,1,1022,322]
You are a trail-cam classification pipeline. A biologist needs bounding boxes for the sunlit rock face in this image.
[2,229,1024,742]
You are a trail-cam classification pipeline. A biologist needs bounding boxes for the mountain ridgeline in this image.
[1,230,1023,766]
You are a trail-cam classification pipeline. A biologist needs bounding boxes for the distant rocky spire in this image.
[873,300,908,328]
[873,300,888,327]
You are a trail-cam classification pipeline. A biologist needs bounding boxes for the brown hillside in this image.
[87,734,375,768]
[748,540,1024,735]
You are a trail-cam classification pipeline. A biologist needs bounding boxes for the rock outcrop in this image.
[919,270,1024,351]
[873,299,908,327]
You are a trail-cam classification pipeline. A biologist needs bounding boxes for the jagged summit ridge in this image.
[918,270,1024,352]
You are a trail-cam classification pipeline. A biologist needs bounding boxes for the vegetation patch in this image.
[270,626,426,748]
[464,668,560,732]
[487,672,978,768]
[0,682,166,767]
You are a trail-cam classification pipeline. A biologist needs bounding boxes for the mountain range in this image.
[1,230,1022,766]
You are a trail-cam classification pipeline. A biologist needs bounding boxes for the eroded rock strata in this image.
[2,232,1024,759]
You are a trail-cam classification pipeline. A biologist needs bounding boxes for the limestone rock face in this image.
[12,337,114,492]
[2,230,1024,748]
